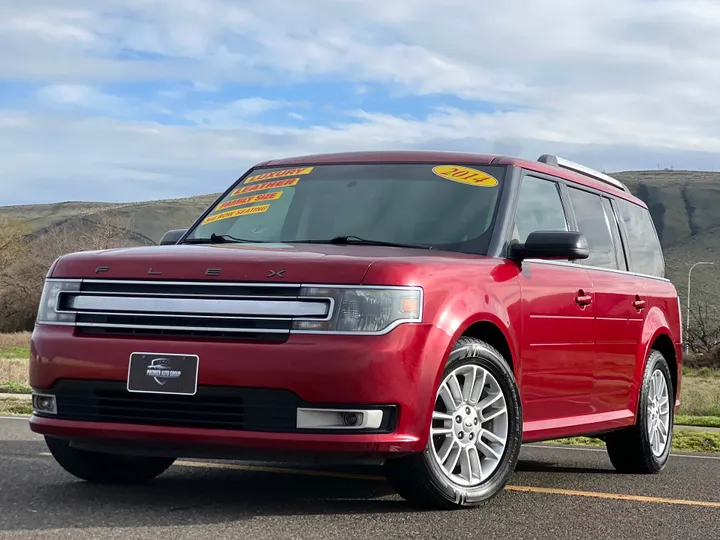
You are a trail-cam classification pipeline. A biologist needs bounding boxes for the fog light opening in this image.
[32,393,57,415]
[296,408,383,429]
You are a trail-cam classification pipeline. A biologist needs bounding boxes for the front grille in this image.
[59,279,331,341]
[43,380,399,434]
[49,380,299,432]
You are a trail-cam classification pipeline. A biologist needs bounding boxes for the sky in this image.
[2,0,720,206]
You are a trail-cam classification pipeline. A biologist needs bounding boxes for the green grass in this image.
[674,415,720,428]
[0,346,29,359]
[683,367,720,378]
[0,381,31,394]
[547,429,720,454]
[0,397,32,416]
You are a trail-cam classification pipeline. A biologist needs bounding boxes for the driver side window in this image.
[513,175,569,243]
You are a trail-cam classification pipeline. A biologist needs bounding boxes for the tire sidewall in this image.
[421,339,523,506]
[637,350,674,471]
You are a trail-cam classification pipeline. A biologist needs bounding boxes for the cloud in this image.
[36,84,125,111]
[185,97,298,126]
[1,0,720,205]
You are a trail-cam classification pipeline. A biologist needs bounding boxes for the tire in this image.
[384,337,523,510]
[45,436,176,484]
[605,349,674,474]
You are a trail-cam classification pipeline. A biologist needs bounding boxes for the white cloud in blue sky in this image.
[2,0,720,205]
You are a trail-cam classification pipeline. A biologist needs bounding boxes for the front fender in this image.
[415,283,521,440]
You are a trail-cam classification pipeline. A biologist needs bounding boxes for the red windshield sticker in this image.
[201,204,270,225]
[244,167,313,184]
[215,191,283,211]
[231,177,299,197]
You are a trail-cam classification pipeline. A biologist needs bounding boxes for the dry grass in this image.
[0,332,31,349]
[679,377,720,417]
[0,358,29,393]
[0,397,32,415]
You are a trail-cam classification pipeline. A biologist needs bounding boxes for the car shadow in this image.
[1,439,622,532]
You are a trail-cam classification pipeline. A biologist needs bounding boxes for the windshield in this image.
[184,162,507,254]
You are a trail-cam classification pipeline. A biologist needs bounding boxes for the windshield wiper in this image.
[289,235,433,250]
[184,233,264,244]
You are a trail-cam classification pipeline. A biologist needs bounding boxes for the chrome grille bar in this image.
[62,279,333,338]
[66,295,329,318]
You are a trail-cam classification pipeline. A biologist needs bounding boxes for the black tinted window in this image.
[186,163,507,254]
[514,176,568,243]
[616,199,665,277]
[567,187,619,269]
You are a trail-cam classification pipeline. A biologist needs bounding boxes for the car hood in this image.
[50,242,492,284]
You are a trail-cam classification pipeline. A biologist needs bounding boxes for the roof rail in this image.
[537,154,629,193]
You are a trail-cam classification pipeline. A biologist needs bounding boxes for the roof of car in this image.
[256,150,644,206]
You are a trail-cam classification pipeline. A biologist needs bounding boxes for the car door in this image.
[511,174,596,433]
[564,186,642,417]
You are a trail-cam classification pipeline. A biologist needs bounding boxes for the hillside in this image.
[1,169,719,322]
[614,170,720,321]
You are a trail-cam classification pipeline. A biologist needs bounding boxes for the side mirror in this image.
[508,230,589,261]
[159,229,188,245]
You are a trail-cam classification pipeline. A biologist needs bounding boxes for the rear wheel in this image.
[605,349,674,474]
[45,436,176,484]
[384,337,523,509]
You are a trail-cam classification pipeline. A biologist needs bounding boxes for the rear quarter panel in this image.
[630,277,683,413]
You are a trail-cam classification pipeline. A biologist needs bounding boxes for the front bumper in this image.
[29,323,448,459]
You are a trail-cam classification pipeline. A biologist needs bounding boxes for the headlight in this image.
[292,286,422,334]
[36,280,81,324]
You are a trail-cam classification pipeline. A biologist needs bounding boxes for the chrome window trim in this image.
[527,258,670,282]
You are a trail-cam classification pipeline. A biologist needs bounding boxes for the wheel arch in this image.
[650,333,678,401]
[458,320,515,375]
[630,306,678,412]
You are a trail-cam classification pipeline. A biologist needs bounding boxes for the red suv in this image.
[29,151,682,509]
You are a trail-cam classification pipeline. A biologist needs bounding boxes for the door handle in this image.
[633,297,646,311]
[575,291,592,307]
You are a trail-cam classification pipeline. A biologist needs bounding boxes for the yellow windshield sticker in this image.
[215,191,283,212]
[201,204,270,225]
[244,167,313,184]
[231,177,300,197]
[432,165,499,187]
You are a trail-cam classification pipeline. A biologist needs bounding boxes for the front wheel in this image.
[45,436,176,484]
[384,337,523,510]
[605,349,674,474]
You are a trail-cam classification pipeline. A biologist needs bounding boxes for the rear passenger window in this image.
[567,187,619,270]
[615,199,665,278]
[514,176,568,243]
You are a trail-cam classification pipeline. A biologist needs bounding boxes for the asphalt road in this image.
[1,416,718,540]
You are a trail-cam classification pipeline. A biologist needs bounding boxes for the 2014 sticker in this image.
[215,191,283,212]
[231,177,300,197]
[244,167,313,184]
[432,165,499,187]
[201,204,270,225]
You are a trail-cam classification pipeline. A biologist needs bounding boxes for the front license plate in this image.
[127,352,199,395]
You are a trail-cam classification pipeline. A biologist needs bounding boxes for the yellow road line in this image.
[504,485,720,509]
[36,453,720,508]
